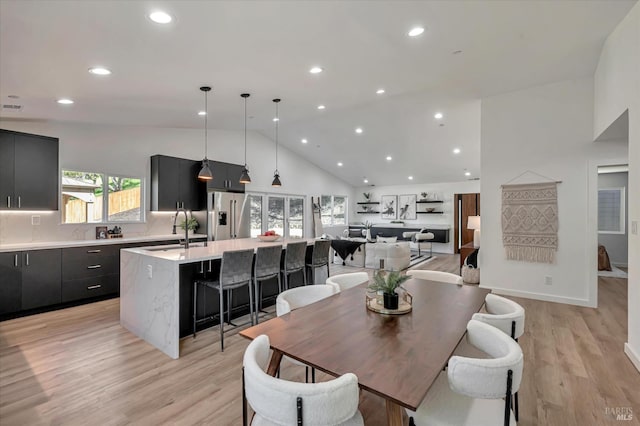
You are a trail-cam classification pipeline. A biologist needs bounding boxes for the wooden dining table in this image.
[239,278,490,426]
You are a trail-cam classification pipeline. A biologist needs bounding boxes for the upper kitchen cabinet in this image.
[0,129,59,210]
[206,161,245,193]
[151,155,206,211]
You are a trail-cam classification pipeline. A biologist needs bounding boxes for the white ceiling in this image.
[0,0,635,186]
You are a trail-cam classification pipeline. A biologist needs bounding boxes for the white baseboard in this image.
[480,285,595,307]
[625,343,640,373]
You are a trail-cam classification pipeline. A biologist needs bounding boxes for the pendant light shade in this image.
[272,98,282,187]
[239,93,252,184]
[198,86,213,181]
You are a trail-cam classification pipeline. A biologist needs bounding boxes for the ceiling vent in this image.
[2,104,23,111]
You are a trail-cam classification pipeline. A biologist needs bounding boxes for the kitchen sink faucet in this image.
[172,208,190,249]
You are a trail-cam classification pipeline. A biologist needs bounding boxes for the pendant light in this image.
[197,86,213,181]
[272,98,282,187]
[239,93,252,184]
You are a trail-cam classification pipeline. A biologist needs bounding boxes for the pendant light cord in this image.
[244,97,247,165]
[204,90,208,159]
[275,101,279,171]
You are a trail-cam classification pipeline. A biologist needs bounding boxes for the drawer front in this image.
[62,245,119,263]
[61,274,118,303]
[62,256,117,280]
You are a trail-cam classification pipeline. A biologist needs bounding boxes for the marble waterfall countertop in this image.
[0,234,207,252]
[120,237,316,359]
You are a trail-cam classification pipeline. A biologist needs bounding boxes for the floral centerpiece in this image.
[367,270,410,309]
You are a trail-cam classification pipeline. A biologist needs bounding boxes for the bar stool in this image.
[281,241,307,290]
[305,239,330,285]
[193,248,255,351]
[253,244,283,324]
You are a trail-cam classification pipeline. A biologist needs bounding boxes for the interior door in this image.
[453,193,480,252]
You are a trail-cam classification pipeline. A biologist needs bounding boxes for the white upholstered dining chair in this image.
[242,334,364,426]
[276,284,338,382]
[472,293,525,421]
[326,272,369,292]
[406,269,463,285]
[406,320,523,426]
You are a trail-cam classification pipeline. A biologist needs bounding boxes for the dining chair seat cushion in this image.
[244,335,364,426]
[405,371,516,426]
[326,272,369,292]
[406,270,463,285]
[472,294,525,339]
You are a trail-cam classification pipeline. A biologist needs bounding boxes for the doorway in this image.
[453,193,480,253]
[596,166,629,278]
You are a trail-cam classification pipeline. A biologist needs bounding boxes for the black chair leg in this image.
[305,366,309,383]
[515,391,519,421]
[311,367,315,383]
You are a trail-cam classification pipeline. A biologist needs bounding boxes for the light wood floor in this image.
[1,254,638,425]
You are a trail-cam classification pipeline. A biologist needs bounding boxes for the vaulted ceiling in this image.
[0,0,635,186]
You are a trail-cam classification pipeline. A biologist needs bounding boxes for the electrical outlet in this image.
[147,265,153,278]
[31,215,40,225]
[632,221,638,235]
[544,276,552,285]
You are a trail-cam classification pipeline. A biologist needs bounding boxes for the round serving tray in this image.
[365,295,412,315]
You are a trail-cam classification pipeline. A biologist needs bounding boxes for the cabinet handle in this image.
[87,264,102,269]
[181,202,185,209]
[17,196,21,208]
[208,260,212,272]
[6,196,10,208]
[87,285,102,290]
[176,201,180,209]
[87,249,101,253]
[199,261,204,274]
[14,254,18,267]
[25,252,29,266]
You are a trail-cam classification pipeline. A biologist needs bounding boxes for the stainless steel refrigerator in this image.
[208,192,250,240]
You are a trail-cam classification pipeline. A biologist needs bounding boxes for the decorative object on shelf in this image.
[257,231,280,242]
[271,99,282,187]
[366,270,412,312]
[95,226,107,239]
[239,93,252,184]
[467,215,481,248]
[398,194,417,220]
[420,192,428,200]
[197,86,213,181]
[381,195,397,219]
[425,207,436,212]
[107,226,123,239]
[363,192,371,201]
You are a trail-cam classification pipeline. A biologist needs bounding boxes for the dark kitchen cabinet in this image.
[0,252,22,315]
[0,129,59,210]
[206,161,246,193]
[151,155,206,211]
[21,249,62,310]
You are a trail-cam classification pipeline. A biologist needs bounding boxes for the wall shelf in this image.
[417,211,444,214]
[357,201,380,205]
[357,211,380,214]
[416,200,443,204]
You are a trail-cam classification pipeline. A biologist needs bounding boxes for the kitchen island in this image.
[120,237,316,359]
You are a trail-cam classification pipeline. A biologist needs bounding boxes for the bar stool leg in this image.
[248,279,255,326]
[218,287,225,352]
[302,268,308,286]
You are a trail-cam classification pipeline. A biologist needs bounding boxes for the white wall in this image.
[597,172,629,265]
[0,120,354,243]
[481,77,628,307]
[594,1,640,371]
[351,180,480,253]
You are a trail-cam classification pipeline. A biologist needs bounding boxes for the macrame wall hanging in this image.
[501,171,561,264]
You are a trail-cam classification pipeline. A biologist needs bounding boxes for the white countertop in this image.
[122,237,315,264]
[0,234,207,252]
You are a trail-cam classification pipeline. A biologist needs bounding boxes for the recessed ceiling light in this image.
[355,127,363,134]
[408,27,425,37]
[337,162,343,167]
[376,89,385,94]
[453,148,461,154]
[434,112,443,120]
[273,117,279,122]
[317,105,325,110]
[301,138,308,144]
[363,178,369,183]
[408,176,414,180]
[57,98,74,105]
[88,67,111,75]
[465,171,471,176]
[386,156,392,161]
[309,66,323,74]
[198,111,206,116]
[149,11,172,24]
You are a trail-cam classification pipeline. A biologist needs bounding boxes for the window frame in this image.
[247,191,306,238]
[320,194,348,227]
[61,169,146,225]
[597,187,625,235]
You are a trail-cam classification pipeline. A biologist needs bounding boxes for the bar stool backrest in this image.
[284,241,307,272]
[255,245,282,280]
[310,239,331,267]
[220,249,255,288]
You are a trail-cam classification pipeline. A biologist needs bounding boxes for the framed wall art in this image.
[381,195,397,220]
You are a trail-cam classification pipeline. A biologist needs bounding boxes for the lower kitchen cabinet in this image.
[62,274,119,303]
[21,249,62,310]
[0,252,22,315]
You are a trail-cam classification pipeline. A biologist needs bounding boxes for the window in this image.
[62,170,143,224]
[248,194,263,237]
[288,197,304,238]
[598,188,625,234]
[320,195,348,226]
[248,193,305,238]
[268,196,285,237]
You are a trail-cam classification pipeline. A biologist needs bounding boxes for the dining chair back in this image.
[276,284,338,316]
[306,239,331,284]
[406,269,463,285]
[406,320,522,426]
[326,272,369,292]
[282,241,308,289]
[243,334,364,426]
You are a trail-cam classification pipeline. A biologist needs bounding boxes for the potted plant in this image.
[367,270,410,309]
[179,217,199,235]
[420,192,428,201]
